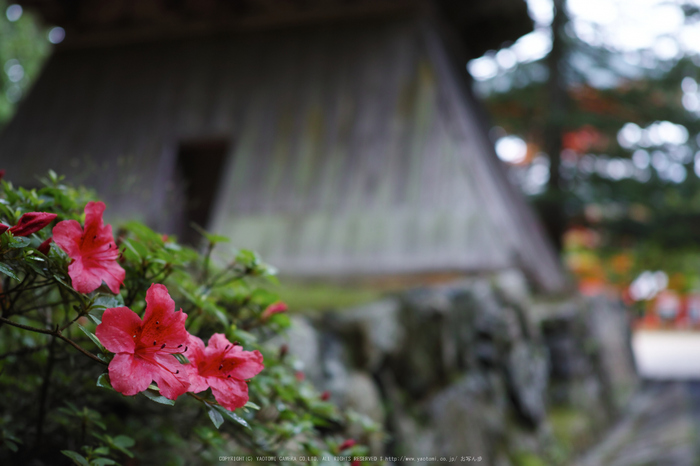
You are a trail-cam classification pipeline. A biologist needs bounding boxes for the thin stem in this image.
[35,336,56,448]
[56,334,106,366]
[0,316,56,335]
[0,316,107,366]
[15,300,77,316]
[187,392,207,402]
[3,276,47,297]
[202,242,214,283]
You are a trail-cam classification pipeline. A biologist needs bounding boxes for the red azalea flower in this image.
[187,333,264,411]
[352,461,361,466]
[0,169,4,181]
[321,390,331,401]
[95,284,191,400]
[0,224,7,235]
[53,201,125,294]
[38,237,52,255]
[339,439,356,451]
[261,301,288,321]
[8,212,57,237]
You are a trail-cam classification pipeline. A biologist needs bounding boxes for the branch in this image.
[0,316,107,366]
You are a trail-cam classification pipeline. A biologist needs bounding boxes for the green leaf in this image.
[24,258,47,277]
[0,263,19,281]
[213,405,250,429]
[87,312,102,325]
[235,249,258,268]
[208,408,224,429]
[93,295,123,309]
[53,274,74,291]
[141,389,174,406]
[111,435,135,458]
[61,450,90,466]
[269,313,291,328]
[244,401,260,410]
[8,236,31,248]
[96,373,113,390]
[113,435,135,448]
[49,242,69,261]
[123,221,164,244]
[191,223,229,244]
[77,324,105,352]
[174,353,190,364]
[91,458,117,466]
[4,439,18,452]
[203,302,228,326]
[121,239,147,263]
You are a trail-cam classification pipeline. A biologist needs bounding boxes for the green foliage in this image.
[0,173,382,464]
[270,280,382,313]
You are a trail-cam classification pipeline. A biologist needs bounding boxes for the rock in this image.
[320,331,351,398]
[494,269,531,305]
[285,316,323,386]
[584,296,637,410]
[344,371,385,426]
[427,373,507,462]
[328,298,403,371]
[506,343,548,426]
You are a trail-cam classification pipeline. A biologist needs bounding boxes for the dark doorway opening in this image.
[175,138,229,245]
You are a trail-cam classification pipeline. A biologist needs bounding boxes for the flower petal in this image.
[208,376,249,411]
[98,259,126,294]
[223,348,264,380]
[96,307,142,353]
[108,353,153,396]
[52,219,83,257]
[207,333,232,352]
[151,353,191,400]
[67,259,104,294]
[140,284,188,350]
[83,201,107,240]
[186,335,209,393]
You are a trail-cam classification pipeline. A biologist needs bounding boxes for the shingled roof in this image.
[1,0,566,292]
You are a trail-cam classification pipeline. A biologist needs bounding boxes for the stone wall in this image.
[277,272,637,465]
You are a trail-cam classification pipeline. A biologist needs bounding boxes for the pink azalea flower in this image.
[53,201,125,294]
[95,284,191,400]
[261,301,288,321]
[187,333,264,411]
[9,212,57,237]
[0,212,57,237]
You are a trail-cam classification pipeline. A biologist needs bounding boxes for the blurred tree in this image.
[0,1,49,125]
[472,0,700,283]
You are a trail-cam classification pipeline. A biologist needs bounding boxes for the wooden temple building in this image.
[0,0,566,292]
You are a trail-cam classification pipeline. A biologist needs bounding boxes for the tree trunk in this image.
[542,0,569,251]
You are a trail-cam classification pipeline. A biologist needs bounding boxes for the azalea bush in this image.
[0,171,380,465]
